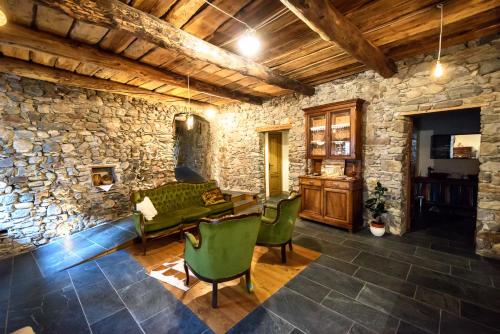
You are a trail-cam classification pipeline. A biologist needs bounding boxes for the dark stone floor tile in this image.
[12,252,42,283]
[430,243,480,260]
[119,277,179,322]
[493,276,500,288]
[350,235,417,255]
[290,328,306,334]
[440,311,498,334]
[0,257,12,302]
[357,284,440,333]
[390,251,450,274]
[384,234,432,248]
[72,243,107,261]
[413,247,468,269]
[69,261,107,289]
[59,234,95,251]
[460,301,500,331]
[77,224,110,240]
[0,299,8,334]
[87,225,136,249]
[342,239,392,257]
[354,268,416,297]
[294,235,360,262]
[263,287,353,334]
[7,285,90,334]
[111,217,138,234]
[322,290,399,334]
[96,249,133,268]
[407,266,500,311]
[414,286,459,315]
[315,231,348,245]
[140,303,208,334]
[286,274,330,303]
[349,324,376,334]
[315,254,359,275]
[91,308,142,334]
[451,266,493,286]
[301,263,364,298]
[10,270,72,308]
[99,257,147,290]
[35,251,83,276]
[397,321,430,334]
[227,306,294,334]
[469,259,500,276]
[353,252,411,280]
[295,225,322,237]
[32,241,67,259]
[75,279,124,325]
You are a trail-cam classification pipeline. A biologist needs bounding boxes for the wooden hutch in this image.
[299,99,364,232]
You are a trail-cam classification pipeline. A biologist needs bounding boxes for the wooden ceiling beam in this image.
[0,23,263,105]
[36,0,315,96]
[280,0,397,78]
[0,56,211,108]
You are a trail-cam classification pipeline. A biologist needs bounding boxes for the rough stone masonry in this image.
[214,36,500,258]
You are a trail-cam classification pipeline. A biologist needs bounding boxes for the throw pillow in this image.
[136,196,158,221]
[201,188,226,206]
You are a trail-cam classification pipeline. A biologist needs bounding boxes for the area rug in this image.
[149,259,199,291]
[127,238,320,334]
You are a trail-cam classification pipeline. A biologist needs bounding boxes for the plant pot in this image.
[369,220,385,237]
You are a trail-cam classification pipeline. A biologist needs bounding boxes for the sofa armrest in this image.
[185,232,200,248]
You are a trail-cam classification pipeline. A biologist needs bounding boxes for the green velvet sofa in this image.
[131,181,234,254]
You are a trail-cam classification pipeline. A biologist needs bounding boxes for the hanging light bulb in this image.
[0,8,7,26]
[186,115,194,130]
[205,107,217,119]
[433,4,445,78]
[238,29,260,58]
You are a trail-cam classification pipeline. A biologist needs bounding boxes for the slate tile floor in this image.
[30,216,137,276]
[3,216,500,334]
[1,249,211,334]
[229,218,500,334]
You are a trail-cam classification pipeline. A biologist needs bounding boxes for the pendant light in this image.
[186,74,194,130]
[433,4,445,78]
[205,95,217,119]
[203,0,260,58]
[0,7,7,26]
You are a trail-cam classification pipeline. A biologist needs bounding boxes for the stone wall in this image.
[175,115,212,180]
[0,74,208,257]
[214,37,500,258]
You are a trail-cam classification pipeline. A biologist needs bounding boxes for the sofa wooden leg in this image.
[212,282,218,308]
[245,270,253,293]
[184,261,190,286]
[179,227,184,242]
[289,240,293,251]
[281,244,287,264]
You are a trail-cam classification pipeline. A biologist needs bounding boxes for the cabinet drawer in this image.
[324,180,350,189]
[300,178,322,186]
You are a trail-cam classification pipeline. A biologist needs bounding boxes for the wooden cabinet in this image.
[304,99,363,160]
[299,176,363,232]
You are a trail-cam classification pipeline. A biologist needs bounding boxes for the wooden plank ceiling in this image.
[0,0,498,106]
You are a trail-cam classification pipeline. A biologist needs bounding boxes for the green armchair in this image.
[183,213,261,308]
[256,193,301,263]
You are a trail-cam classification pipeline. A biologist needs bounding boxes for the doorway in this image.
[408,108,480,247]
[264,131,289,198]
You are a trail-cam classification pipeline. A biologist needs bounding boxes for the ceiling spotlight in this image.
[238,30,260,58]
[0,9,7,26]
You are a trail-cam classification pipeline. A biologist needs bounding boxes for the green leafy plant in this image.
[365,181,388,221]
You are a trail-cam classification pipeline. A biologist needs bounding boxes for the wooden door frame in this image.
[268,132,283,196]
[264,131,289,197]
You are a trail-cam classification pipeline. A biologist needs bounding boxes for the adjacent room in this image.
[0,0,499,334]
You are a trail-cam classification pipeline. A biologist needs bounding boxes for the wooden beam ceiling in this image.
[37,0,316,96]
[0,23,263,105]
[0,56,212,108]
[280,0,397,78]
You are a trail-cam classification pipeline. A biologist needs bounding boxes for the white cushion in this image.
[136,196,158,221]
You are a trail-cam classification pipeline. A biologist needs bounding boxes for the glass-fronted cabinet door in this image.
[307,113,327,157]
[330,109,352,158]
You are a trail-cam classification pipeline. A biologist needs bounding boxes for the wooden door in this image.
[324,188,350,227]
[268,133,282,196]
[300,184,323,218]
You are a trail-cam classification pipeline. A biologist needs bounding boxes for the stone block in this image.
[42,142,61,153]
[13,139,33,153]
[0,158,14,168]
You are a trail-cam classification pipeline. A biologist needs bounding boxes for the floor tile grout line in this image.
[29,250,45,277]
[95,261,146,334]
[68,269,94,334]
[261,305,307,334]
[3,258,14,334]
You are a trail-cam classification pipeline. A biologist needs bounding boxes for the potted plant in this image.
[365,181,388,237]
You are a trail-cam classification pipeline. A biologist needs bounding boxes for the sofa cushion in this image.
[173,207,211,223]
[143,213,182,233]
[201,188,226,206]
[136,196,158,221]
[206,201,233,215]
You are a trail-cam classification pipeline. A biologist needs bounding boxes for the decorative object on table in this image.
[91,166,116,191]
[324,161,345,177]
[149,258,198,291]
[257,193,301,263]
[201,187,226,205]
[183,213,261,308]
[365,181,388,237]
